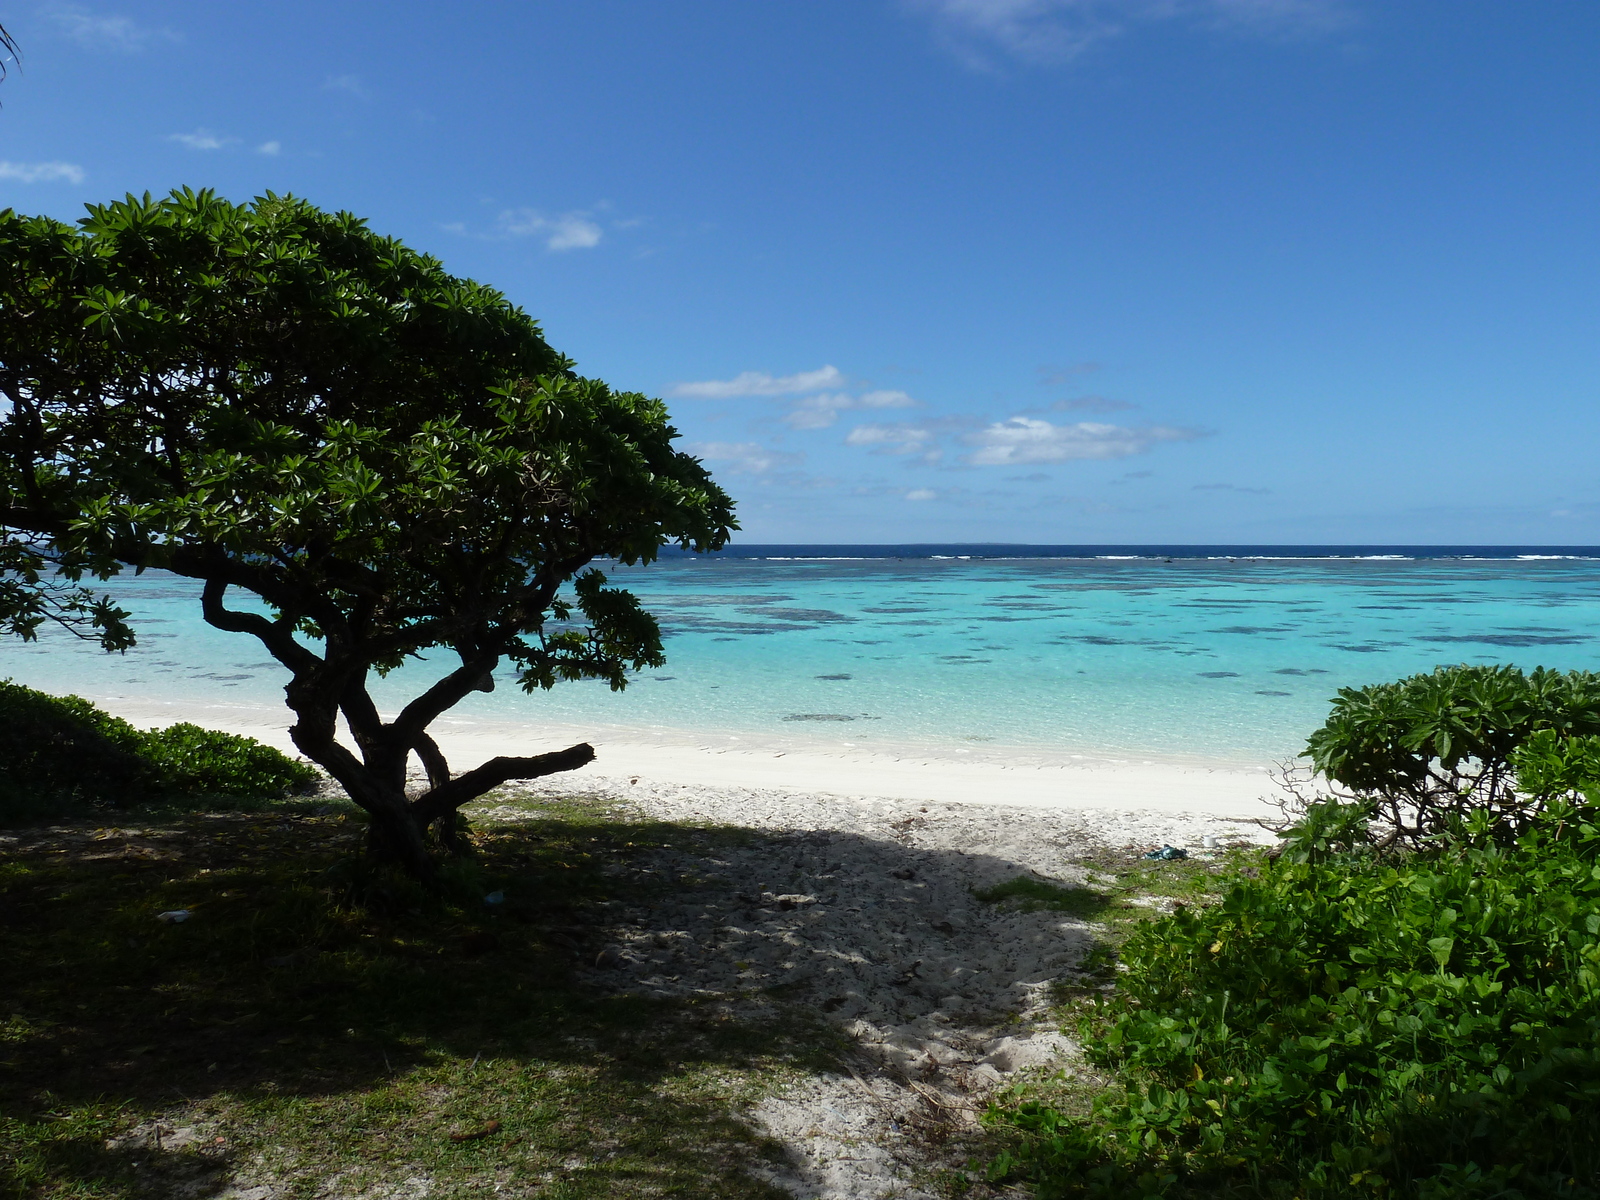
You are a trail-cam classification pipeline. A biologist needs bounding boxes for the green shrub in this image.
[0,680,156,819]
[136,721,319,799]
[1304,665,1600,846]
[0,681,317,822]
[990,804,1600,1198]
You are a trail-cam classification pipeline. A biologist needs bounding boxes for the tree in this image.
[0,189,736,880]
[0,23,18,84]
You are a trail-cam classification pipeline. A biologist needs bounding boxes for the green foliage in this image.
[0,679,155,818]
[990,804,1600,1198]
[0,680,315,822]
[1304,665,1600,845]
[135,721,318,799]
[0,188,732,678]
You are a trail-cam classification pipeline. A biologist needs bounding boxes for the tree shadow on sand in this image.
[0,799,1131,1198]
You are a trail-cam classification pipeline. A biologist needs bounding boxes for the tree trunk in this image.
[289,703,597,885]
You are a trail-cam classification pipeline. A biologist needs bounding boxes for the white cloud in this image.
[672,365,846,400]
[906,488,938,501]
[46,3,175,52]
[908,0,1351,66]
[684,441,795,475]
[860,389,917,409]
[497,208,603,251]
[256,141,281,156]
[0,160,86,184]
[168,128,235,151]
[847,423,941,462]
[965,416,1202,465]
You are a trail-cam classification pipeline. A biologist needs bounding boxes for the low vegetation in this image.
[987,665,1600,1199]
[0,681,317,823]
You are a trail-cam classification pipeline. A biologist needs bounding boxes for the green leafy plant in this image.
[135,721,318,799]
[0,189,735,880]
[1303,664,1600,846]
[0,679,155,818]
[990,804,1600,1198]
[0,680,315,822]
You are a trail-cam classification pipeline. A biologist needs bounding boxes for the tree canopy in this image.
[0,188,736,878]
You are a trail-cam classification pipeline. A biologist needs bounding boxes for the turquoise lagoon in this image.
[5,547,1600,767]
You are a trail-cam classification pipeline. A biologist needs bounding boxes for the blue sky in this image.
[2,1,1597,545]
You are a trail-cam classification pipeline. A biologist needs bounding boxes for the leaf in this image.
[448,1119,502,1142]
[1427,936,1454,969]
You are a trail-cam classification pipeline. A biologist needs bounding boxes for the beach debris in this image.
[155,909,192,923]
[1143,845,1189,861]
[483,890,505,905]
[1203,835,1219,849]
[448,1119,502,1142]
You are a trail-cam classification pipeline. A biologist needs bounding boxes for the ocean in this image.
[5,546,1600,767]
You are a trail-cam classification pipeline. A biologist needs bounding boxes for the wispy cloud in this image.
[1050,394,1138,413]
[256,140,281,156]
[168,128,235,151]
[496,208,603,251]
[907,0,1353,67]
[1194,482,1272,494]
[672,365,847,400]
[782,388,917,430]
[0,160,85,184]
[964,416,1203,465]
[906,488,938,501]
[46,3,176,52]
[1037,361,1102,385]
[684,441,799,475]
[323,74,369,100]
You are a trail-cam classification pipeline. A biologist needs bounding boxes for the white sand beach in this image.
[84,692,1282,820]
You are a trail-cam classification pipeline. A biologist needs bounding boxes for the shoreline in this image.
[81,692,1286,822]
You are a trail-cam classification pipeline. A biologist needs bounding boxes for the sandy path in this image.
[487,770,1280,1199]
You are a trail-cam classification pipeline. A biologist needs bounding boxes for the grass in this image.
[0,794,842,1199]
[974,843,1260,934]
[971,877,1111,917]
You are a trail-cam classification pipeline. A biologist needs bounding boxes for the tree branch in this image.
[411,742,595,824]
[390,652,501,744]
[200,577,321,675]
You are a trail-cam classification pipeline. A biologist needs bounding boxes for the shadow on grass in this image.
[1,794,1244,1198]
[0,803,833,1199]
[973,876,1115,919]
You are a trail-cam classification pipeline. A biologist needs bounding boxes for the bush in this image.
[990,804,1600,1198]
[0,680,157,819]
[1304,665,1600,846]
[136,722,319,799]
[0,681,317,822]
